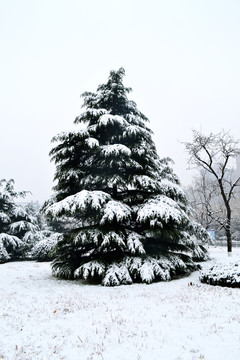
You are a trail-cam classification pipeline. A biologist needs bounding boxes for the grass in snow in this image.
[0,246,240,360]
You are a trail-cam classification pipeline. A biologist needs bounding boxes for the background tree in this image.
[0,180,59,263]
[186,170,240,245]
[0,179,39,262]
[45,68,209,286]
[186,169,224,230]
[184,130,240,254]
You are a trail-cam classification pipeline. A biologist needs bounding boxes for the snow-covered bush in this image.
[30,231,59,261]
[45,68,209,286]
[200,260,240,287]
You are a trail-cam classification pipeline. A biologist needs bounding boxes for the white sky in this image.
[1,0,240,203]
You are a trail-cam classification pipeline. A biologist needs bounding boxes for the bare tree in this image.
[183,130,240,254]
[186,170,222,230]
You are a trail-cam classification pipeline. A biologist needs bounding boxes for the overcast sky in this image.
[1,0,240,203]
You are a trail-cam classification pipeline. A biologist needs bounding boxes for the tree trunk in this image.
[226,212,232,255]
[218,179,232,254]
[112,184,117,199]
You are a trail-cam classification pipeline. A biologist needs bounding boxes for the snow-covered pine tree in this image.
[0,179,40,262]
[45,68,208,286]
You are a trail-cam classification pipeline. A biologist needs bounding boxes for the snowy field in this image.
[0,247,240,360]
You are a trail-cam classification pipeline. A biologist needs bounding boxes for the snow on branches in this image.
[47,68,209,286]
[98,114,128,128]
[100,200,131,225]
[137,195,189,227]
[100,144,131,157]
[45,190,111,218]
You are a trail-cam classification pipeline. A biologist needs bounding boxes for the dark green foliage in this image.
[45,68,209,286]
[0,179,37,262]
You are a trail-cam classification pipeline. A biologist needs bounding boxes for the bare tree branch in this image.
[183,130,240,253]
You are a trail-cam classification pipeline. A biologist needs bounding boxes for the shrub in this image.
[200,260,240,287]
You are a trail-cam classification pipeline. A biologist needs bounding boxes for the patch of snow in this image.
[100,201,131,225]
[137,195,189,226]
[0,247,240,359]
[100,144,131,157]
[85,137,99,148]
[45,190,111,218]
[98,114,128,127]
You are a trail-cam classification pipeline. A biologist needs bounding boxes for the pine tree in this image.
[0,179,41,262]
[45,68,208,285]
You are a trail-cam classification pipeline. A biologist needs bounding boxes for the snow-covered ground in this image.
[0,247,240,360]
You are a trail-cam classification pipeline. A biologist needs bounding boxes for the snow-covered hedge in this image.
[200,259,240,287]
[29,232,60,261]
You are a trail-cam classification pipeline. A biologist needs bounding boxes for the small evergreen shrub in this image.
[200,260,240,287]
[29,231,59,261]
